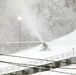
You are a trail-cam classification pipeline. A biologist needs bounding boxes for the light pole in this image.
[17,16,22,50]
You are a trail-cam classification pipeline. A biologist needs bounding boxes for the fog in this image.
[0,0,76,53]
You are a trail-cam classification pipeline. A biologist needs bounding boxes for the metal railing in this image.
[46,50,76,61]
[0,50,76,74]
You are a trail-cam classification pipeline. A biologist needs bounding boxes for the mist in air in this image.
[5,0,43,42]
[0,0,76,42]
[0,0,76,53]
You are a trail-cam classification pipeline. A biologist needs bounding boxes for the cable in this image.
[50,69,76,75]
[0,60,37,68]
[0,53,52,62]
[0,42,42,44]
[60,67,76,70]
[0,60,33,67]
[0,60,28,68]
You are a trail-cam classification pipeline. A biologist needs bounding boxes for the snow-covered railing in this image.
[27,50,76,66]
[46,50,76,61]
[0,50,76,75]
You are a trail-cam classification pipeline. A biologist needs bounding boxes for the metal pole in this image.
[18,16,22,50]
[19,21,21,50]
[3,42,6,53]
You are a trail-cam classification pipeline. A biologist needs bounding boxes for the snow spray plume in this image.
[7,0,43,43]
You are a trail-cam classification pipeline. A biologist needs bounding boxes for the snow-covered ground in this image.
[0,30,76,74]
[32,64,76,75]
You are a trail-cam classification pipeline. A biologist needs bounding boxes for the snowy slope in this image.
[0,30,76,74]
[49,30,76,45]
[32,64,76,75]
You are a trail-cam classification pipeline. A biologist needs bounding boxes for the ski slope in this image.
[32,64,76,75]
[0,30,76,74]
